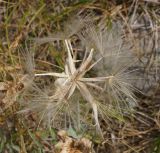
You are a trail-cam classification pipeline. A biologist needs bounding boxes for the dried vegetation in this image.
[0,0,160,153]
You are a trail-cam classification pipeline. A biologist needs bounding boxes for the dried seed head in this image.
[19,15,140,133]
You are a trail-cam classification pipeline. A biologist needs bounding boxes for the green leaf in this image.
[67,127,79,139]
[76,0,92,5]
[11,144,20,152]
[28,130,42,148]
[0,130,6,152]
[152,137,160,153]
[49,127,56,141]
